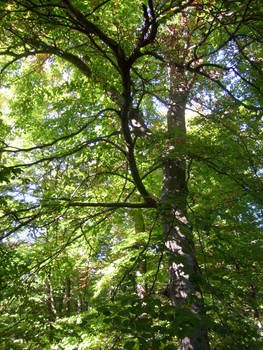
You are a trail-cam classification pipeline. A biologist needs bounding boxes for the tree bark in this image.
[44,270,57,318]
[64,276,71,315]
[133,207,148,298]
[161,65,210,350]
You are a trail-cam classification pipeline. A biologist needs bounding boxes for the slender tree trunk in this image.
[44,270,56,341]
[249,284,263,338]
[44,271,57,318]
[161,65,210,350]
[133,207,148,298]
[64,276,71,315]
[77,296,83,313]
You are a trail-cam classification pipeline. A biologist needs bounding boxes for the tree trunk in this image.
[64,276,71,315]
[44,270,57,318]
[249,284,263,338]
[133,207,148,298]
[161,65,210,350]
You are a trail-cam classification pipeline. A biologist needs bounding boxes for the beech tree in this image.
[0,1,263,349]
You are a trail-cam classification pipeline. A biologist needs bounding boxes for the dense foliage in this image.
[0,0,263,349]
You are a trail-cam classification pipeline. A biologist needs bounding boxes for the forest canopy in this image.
[0,0,263,349]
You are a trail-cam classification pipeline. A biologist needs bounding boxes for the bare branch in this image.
[52,199,157,209]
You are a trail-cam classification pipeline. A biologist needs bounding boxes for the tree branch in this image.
[53,199,157,209]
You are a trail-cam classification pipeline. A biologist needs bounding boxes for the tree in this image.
[0,1,262,349]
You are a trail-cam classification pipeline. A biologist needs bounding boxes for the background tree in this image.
[0,0,263,349]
